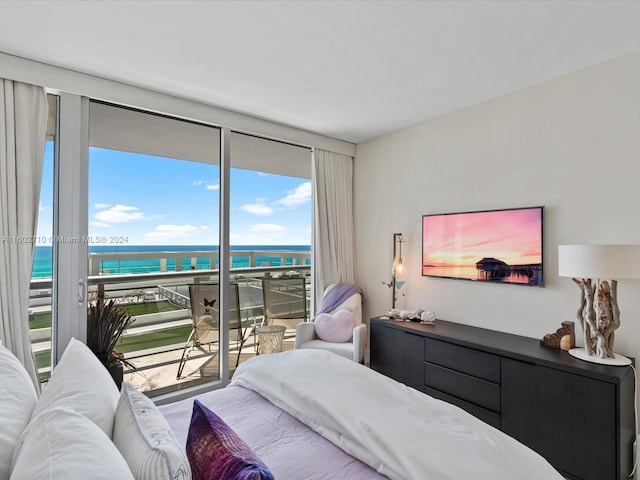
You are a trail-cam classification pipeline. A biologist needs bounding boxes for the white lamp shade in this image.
[558,245,640,279]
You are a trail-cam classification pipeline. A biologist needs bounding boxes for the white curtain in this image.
[0,79,48,390]
[312,148,357,311]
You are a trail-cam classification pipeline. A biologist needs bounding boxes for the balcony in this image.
[30,249,310,396]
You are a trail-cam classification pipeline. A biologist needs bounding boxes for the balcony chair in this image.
[294,283,365,363]
[260,276,308,353]
[176,282,246,380]
[261,276,308,329]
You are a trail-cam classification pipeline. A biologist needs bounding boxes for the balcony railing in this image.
[88,249,310,276]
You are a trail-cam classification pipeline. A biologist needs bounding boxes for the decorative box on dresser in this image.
[370,317,635,480]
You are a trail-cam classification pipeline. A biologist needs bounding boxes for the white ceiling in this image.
[2,1,640,144]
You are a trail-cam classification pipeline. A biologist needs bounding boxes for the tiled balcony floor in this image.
[123,331,296,397]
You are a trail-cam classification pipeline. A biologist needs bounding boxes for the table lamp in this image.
[558,244,640,366]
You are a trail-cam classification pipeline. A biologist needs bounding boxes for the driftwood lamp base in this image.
[572,278,624,362]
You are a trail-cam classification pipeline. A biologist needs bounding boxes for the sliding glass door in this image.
[87,102,223,396]
[228,133,312,363]
[34,95,312,399]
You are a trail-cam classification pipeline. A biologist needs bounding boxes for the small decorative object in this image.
[420,310,436,325]
[388,308,435,324]
[540,321,575,350]
[559,244,640,365]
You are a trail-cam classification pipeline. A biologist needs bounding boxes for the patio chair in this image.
[176,282,246,380]
[261,276,308,331]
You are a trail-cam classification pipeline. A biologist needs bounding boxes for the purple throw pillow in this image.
[314,309,355,343]
[187,400,274,480]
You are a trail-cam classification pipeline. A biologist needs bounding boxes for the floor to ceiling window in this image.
[229,133,312,365]
[87,102,222,396]
[82,102,312,397]
[29,96,313,398]
[29,94,58,384]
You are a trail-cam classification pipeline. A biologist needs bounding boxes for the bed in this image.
[160,349,564,480]
[3,340,563,479]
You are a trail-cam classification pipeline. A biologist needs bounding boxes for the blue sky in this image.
[37,144,311,246]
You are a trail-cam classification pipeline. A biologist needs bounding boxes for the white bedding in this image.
[159,382,387,479]
[230,349,564,480]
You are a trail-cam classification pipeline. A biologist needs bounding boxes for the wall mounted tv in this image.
[422,206,544,286]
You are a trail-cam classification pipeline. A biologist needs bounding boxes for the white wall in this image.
[354,52,640,364]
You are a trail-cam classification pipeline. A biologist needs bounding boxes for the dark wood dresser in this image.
[370,317,635,480]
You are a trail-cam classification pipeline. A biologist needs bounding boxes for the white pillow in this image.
[30,337,119,437]
[113,383,191,480]
[0,343,38,480]
[10,406,134,480]
[314,309,355,343]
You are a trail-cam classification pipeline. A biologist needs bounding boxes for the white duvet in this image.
[230,349,563,480]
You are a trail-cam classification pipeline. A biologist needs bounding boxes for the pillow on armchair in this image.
[314,310,354,343]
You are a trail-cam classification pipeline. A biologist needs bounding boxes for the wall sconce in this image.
[558,244,640,366]
[392,233,405,309]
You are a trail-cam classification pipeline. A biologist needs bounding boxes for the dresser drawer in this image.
[424,386,501,429]
[424,338,500,383]
[424,362,501,412]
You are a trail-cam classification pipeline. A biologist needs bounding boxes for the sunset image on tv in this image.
[422,207,543,286]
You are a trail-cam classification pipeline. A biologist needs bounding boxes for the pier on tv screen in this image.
[422,206,543,286]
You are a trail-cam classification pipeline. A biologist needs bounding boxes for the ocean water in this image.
[32,245,311,279]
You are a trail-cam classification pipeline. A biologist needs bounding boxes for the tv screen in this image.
[422,206,543,286]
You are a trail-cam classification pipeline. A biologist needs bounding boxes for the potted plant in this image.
[86,298,136,389]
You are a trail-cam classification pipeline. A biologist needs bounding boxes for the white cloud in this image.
[94,203,111,210]
[39,204,49,212]
[200,225,212,231]
[273,182,311,209]
[249,223,287,233]
[240,203,274,215]
[90,221,112,228]
[193,180,219,190]
[95,204,147,223]
[144,224,198,241]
